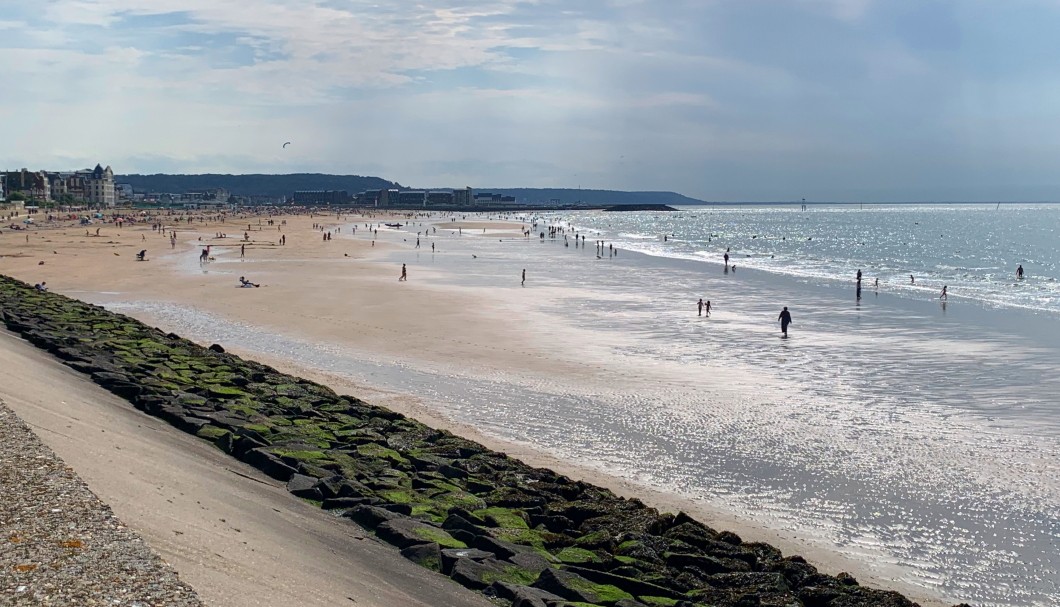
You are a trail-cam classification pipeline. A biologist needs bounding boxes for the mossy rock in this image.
[479,563,540,586]
[575,531,615,550]
[555,547,603,564]
[492,527,565,550]
[562,577,633,605]
[379,488,418,505]
[474,507,529,529]
[269,448,329,461]
[411,526,466,549]
[206,384,249,398]
[195,425,231,441]
[640,597,679,607]
[431,491,486,513]
[356,443,409,465]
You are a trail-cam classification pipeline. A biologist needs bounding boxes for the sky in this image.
[4,0,1060,202]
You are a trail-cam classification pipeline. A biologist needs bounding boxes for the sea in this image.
[100,203,1058,607]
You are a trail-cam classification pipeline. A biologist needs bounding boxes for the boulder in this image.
[443,513,488,536]
[240,448,298,482]
[441,548,496,575]
[343,504,405,529]
[208,343,225,353]
[532,568,634,606]
[286,473,323,500]
[449,556,534,590]
[400,542,443,572]
[566,565,684,600]
[665,551,750,574]
[487,581,566,603]
[376,519,465,549]
[322,497,372,510]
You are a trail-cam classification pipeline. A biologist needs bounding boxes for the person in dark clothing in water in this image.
[778,306,792,337]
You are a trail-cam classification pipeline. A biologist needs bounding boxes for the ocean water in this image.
[94,205,1059,607]
[552,204,1060,315]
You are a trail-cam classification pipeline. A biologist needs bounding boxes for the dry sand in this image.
[0,209,947,606]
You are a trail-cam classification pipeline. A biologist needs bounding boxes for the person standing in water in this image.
[697,298,704,316]
[521,269,526,287]
[1017,264,1024,279]
[778,306,792,337]
[940,285,948,300]
[705,300,712,317]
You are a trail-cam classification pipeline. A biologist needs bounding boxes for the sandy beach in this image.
[0,208,952,606]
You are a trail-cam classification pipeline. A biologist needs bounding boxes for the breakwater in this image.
[0,276,945,607]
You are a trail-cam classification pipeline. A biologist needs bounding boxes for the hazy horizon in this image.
[6,1,1060,202]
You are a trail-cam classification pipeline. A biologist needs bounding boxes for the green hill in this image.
[117,173,400,197]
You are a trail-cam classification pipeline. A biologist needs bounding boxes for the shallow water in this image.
[93,208,1059,607]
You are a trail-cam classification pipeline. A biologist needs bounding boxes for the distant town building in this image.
[2,164,115,207]
[453,187,472,206]
[473,192,517,205]
[84,164,116,206]
[427,191,454,206]
[398,191,426,206]
[292,190,350,205]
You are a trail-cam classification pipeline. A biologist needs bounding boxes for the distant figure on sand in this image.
[240,244,245,259]
[522,269,526,286]
[136,249,146,261]
[698,298,704,316]
[1017,264,1024,279]
[399,264,407,281]
[778,306,792,337]
[239,276,259,288]
[940,285,948,300]
[34,282,47,292]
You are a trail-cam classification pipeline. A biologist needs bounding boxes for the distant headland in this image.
[114,173,702,208]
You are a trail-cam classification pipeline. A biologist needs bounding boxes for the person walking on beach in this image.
[240,243,245,259]
[522,269,526,287]
[399,263,407,281]
[705,300,712,317]
[724,252,730,266]
[778,306,792,337]
[940,285,948,300]
[698,298,704,316]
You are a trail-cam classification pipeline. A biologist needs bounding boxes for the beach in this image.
[1,207,1056,606]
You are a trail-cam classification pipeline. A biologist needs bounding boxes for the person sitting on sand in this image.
[239,276,260,288]
[34,282,47,292]
[136,249,146,261]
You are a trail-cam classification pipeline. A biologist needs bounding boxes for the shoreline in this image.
[0,207,1017,601]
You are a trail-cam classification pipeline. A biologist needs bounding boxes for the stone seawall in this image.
[0,276,946,607]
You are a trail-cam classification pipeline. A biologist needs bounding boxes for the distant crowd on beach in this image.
[8,202,1035,343]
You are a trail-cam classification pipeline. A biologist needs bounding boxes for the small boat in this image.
[384,223,403,228]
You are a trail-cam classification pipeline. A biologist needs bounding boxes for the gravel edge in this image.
[0,398,205,607]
